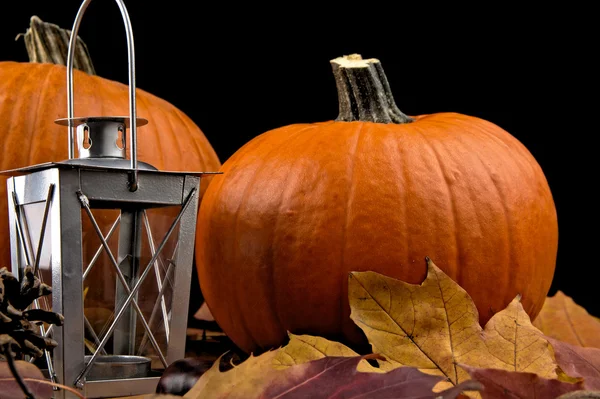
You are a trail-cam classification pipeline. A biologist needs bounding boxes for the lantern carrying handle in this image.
[65,0,140,191]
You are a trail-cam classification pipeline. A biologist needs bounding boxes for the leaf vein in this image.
[352,276,453,382]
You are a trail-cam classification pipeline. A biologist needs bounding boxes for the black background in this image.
[1,2,597,317]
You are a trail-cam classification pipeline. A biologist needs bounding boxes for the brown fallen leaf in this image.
[533,291,600,348]
[184,351,478,399]
[459,363,584,399]
[107,395,183,399]
[555,391,600,399]
[106,395,183,399]
[348,257,557,392]
[548,336,600,390]
[273,332,381,372]
[0,359,53,398]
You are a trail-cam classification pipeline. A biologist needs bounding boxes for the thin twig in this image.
[22,378,86,399]
[1,343,35,399]
[0,377,86,399]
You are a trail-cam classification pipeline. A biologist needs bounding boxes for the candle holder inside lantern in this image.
[1,1,218,397]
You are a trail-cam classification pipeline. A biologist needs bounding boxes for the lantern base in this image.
[42,366,162,398]
[83,374,162,398]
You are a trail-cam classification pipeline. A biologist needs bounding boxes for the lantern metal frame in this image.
[1,1,219,397]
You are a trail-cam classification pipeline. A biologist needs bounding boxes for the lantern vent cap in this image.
[54,116,148,127]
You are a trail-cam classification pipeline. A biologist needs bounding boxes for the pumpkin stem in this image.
[330,54,412,123]
[15,15,96,75]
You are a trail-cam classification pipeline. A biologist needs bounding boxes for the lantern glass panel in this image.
[21,201,53,271]
[18,199,54,311]
[80,205,181,371]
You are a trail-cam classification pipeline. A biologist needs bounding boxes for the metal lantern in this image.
[1,1,216,397]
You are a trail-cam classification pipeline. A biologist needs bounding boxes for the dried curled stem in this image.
[22,378,86,399]
[16,15,96,75]
[330,54,413,124]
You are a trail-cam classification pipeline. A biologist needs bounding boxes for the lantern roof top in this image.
[0,161,222,177]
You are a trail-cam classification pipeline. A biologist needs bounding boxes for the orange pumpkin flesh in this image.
[196,55,558,354]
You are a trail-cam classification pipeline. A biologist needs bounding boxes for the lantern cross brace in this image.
[76,190,168,370]
[141,210,172,343]
[33,184,54,276]
[74,186,197,387]
[10,183,58,386]
[12,183,108,386]
[80,210,171,354]
[137,255,176,356]
[79,214,120,358]
[40,213,119,353]
[78,210,175,357]
[82,214,121,281]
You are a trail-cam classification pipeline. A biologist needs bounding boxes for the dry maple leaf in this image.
[348,257,558,391]
[273,332,381,372]
[548,336,600,390]
[459,364,584,399]
[183,350,478,399]
[533,291,600,348]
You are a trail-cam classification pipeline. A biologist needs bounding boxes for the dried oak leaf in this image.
[272,332,381,373]
[183,350,479,399]
[548,336,600,390]
[348,257,557,393]
[0,359,53,399]
[533,291,600,348]
[459,364,584,399]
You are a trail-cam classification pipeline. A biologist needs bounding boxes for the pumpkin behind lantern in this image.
[0,17,221,271]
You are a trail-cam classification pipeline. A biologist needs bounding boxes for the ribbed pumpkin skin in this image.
[196,113,558,354]
[0,61,221,270]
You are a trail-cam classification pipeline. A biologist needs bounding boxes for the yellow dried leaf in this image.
[556,367,585,384]
[184,335,382,398]
[348,257,558,390]
[458,296,557,377]
[184,350,419,399]
[273,332,382,372]
[533,291,600,348]
[184,351,279,398]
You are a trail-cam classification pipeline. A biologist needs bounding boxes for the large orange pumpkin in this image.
[195,54,558,354]
[0,27,221,272]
